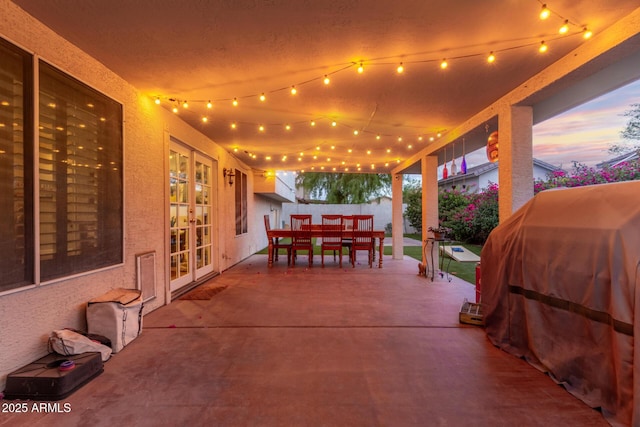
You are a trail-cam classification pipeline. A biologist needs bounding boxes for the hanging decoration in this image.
[461,137,467,174]
[486,131,499,162]
[442,146,449,179]
[450,142,457,176]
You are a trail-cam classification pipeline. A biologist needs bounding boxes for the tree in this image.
[295,173,391,204]
[621,103,640,141]
[610,103,640,154]
[404,187,422,232]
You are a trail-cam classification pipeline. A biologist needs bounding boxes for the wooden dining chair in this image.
[320,215,344,267]
[350,215,374,268]
[264,215,291,265]
[341,215,354,259]
[290,214,313,267]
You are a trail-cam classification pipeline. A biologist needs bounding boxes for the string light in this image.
[559,20,569,34]
[539,41,548,53]
[153,4,591,174]
[540,4,550,20]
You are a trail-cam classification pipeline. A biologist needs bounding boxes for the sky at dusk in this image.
[461,78,640,170]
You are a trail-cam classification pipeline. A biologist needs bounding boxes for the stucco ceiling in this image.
[10,0,640,174]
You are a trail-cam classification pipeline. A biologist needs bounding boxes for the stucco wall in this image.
[0,0,257,388]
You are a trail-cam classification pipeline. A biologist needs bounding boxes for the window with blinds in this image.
[38,60,123,281]
[234,169,248,235]
[0,38,34,293]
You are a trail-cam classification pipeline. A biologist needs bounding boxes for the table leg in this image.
[378,237,383,268]
[268,241,274,267]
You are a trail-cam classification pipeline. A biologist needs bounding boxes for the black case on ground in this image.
[3,352,103,401]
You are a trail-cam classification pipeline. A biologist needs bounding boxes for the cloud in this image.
[532,79,640,166]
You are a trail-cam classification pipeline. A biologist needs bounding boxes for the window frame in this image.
[0,36,125,294]
[234,169,248,235]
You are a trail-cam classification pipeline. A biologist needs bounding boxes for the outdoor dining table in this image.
[266,225,386,268]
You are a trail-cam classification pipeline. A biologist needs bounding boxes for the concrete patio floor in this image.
[4,254,607,426]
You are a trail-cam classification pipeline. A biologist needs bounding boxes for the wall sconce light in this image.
[223,168,235,186]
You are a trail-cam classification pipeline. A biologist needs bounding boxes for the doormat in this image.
[180,285,227,300]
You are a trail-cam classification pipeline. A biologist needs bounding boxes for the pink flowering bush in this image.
[448,159,639,243]
[405,159,640,244]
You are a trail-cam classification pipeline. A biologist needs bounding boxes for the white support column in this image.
[498,105,534,223]
[422,155,439,266]
[391,173,404,260]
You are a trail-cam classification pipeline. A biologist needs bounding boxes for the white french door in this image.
[169,142,216,292]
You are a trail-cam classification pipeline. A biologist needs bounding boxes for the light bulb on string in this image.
[230,122,237,129]
[440,59,448,69]
[487,52,496,63]
[259,93,266,102]
[559,20,569,34]
[232,98,238,106]
[540,4,550,20]
[201,117,208,123]
[539,41,548,53]
[397,63,404,74]
[206,100,212,109]
[172,106,179,113]
[290,86,297,95]
[323,75,330,85]
[182,101,189,109]
[310,120,316,127]
[357,62,364,73]
[154,97,161,105]
[583,28,593,39]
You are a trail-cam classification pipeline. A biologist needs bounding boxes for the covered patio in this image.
[5,256,607,426]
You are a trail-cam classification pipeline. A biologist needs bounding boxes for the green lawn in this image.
[390,236,481,284]
[258,236,481,284]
